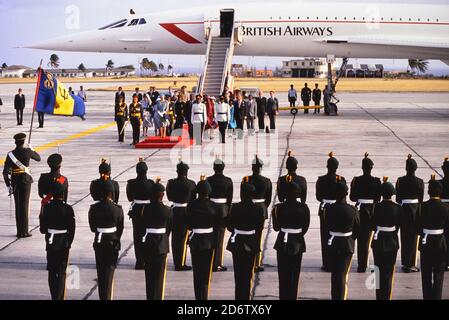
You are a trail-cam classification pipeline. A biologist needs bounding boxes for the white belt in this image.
[328,231,353,246]
[422,228,444,245]
[189,228,213,241]
[97,227,117,243]
[211,198,227,204]
[172,202,188,208]
[47,229,67,245]
[142,228,167,243]
[320,199,336,211]
[281,228,302,243]
[253,199,265,204]
[231,229,256,243]
[296,198,302,203]
[130,200,151,211]
[374,226,396,240]
[441,199,449,203]
[401,199,419,205]
[356,199,374,210]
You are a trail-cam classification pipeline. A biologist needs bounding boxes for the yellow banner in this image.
[53,80,75,116]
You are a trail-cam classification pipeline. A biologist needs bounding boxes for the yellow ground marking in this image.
[0,122,116,166]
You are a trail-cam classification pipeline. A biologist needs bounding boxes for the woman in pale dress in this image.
[154,96,168,138]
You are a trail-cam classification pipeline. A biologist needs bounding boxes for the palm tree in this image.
[140,58,151,76]
[106,59,114,71]
[168,64,173,76]
[158,63,165,74]
[408,59,429,75]
[1,63,7,69]
[149,60,158,75]
[48,54,60,69]
[78,63,87,77]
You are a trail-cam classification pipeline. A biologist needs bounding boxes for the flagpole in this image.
[28,59,43,144]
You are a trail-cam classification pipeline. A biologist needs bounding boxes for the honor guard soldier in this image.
[326,178,360,300]
[417,175,449,300]
[90,158,120,204]
[126,158,154,270]
[396,154,424,273]
[227,178,265,300]
[141,178,172,300]
[186,176,219,300]
[166,160,197,271]
[88,180,124,300]
[207,157,233,272]
[277,151,307,204]
[272,176,310,300]
[349,153,382,273]
[439,156,449,271]
[115,96,128,143]
[129,95,144,146]
[39,181,75,300]
[2,133,41,238]
[371,177,402,300]
[39,154,69,207]
[248,155,272,272]
[316,152,346,271]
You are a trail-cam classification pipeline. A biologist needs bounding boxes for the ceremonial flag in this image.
[35,68,86,117]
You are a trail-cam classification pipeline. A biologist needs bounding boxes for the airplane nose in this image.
[25,31,94,51]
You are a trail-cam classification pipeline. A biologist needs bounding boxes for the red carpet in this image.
[135,125,194,149]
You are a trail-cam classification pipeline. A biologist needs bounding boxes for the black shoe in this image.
[357,267,367,273]
[175,266,192,272]
[16,234,22,238]
[22,233,32,238]
[446,266,449,272]
[321,266,331,272]
[255,266,264,273]
[134,263,145,270]
[215,266,227,272]
[402,266,420,273]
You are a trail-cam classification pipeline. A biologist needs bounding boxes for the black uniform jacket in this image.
[325,202,360,254]
[396,174,425,203]
[277,173,307,203]
[166,177,197,204]
[417,199,449,254]
[350,175,382,204]
[439,177,449,200]
[39,200,75,251]
[226,201,265,253]
[273,200,310,255]
[39,172,69,203]
[248,173,272,218]
[186,199,219,251]
[126,177,154,218]
[3,147,41,186]
[88,200,124,251]
[114,102,128,122]
[207,173,233,226]
[141,202,173,255]
[316,174,346,214]
[90,178,120,204]
[371,200,402,252]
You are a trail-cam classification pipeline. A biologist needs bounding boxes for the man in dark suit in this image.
[267,91,279,133]
[301,83,312,114]
[14,88,25,125]
[233,91,247,139]
[255,90,267,132]
[115,87,126,105]
[313,83,322,114]
[133,88,143,102]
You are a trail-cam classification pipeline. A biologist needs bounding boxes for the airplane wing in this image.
[317,36,449,50]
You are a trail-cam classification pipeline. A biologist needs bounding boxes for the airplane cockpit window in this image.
[139,18,147,25]
[129,19,139,26]
[99,19,128,30]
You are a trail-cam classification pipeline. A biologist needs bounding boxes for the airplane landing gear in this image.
[325,56,348,116]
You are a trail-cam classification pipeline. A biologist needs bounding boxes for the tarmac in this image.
[0,82,448,300]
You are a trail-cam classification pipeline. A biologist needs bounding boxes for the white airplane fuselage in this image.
[28,2,449,61]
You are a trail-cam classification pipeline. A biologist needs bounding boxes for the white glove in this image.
[27,144,35,151]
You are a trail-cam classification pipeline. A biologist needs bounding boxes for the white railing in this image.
[219,25,236,96]
[197,27,213,95]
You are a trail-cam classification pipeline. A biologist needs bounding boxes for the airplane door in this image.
[220,9,234,38]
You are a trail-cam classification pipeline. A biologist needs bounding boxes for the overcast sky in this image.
[1,0,449,74]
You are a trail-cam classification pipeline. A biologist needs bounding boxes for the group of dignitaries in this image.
[2,132,449,301]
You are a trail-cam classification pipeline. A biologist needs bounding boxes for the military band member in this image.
[248,156,272,272]
[129,95,144,146]
[186,177,219,300]
[396,154,424,273]
[126,158,154,270]
[417,176,449,300]
[90,158,120,204]
[88,180,124,300]
[316,152,346,271]
[277,151,307,204]
[349,153,382,273]
[273,177,310,300]
[371,177,402,300]
[439,156,449,271]
[39,154,69,206]
[207,158,233,272]
[141,178,172,300]
[227,179,265,300]
[2,133,41,238]
[326,178,360,300]
[39,181,75,300]
[115,96,128,143]
[166,160,196,271]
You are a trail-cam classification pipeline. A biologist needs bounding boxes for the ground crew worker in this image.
[350,153,382,273]
[39,181,75,300]
[186,176,218,300]
[115,96,128,143]
[316,152,347,271]
[418,176,449,300]
[207,158,233,272]
[313,83,322,114]
[88,180,124,300]
[371,177,402,300]
[2,133,41,238]
[90,158,120,204]
[38,154,69,206]
[396,154,424,273]
[126,158,154,270]
[247,156,272,272]
[227,179,265,300]
[277,151,307,204]
[326,178,360,300]
[301,83,312,114]
[141,178,172,300]
[439,156,449,271]
[272,177,310,300]
[166,160,196,271]
[129,95,143,146]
